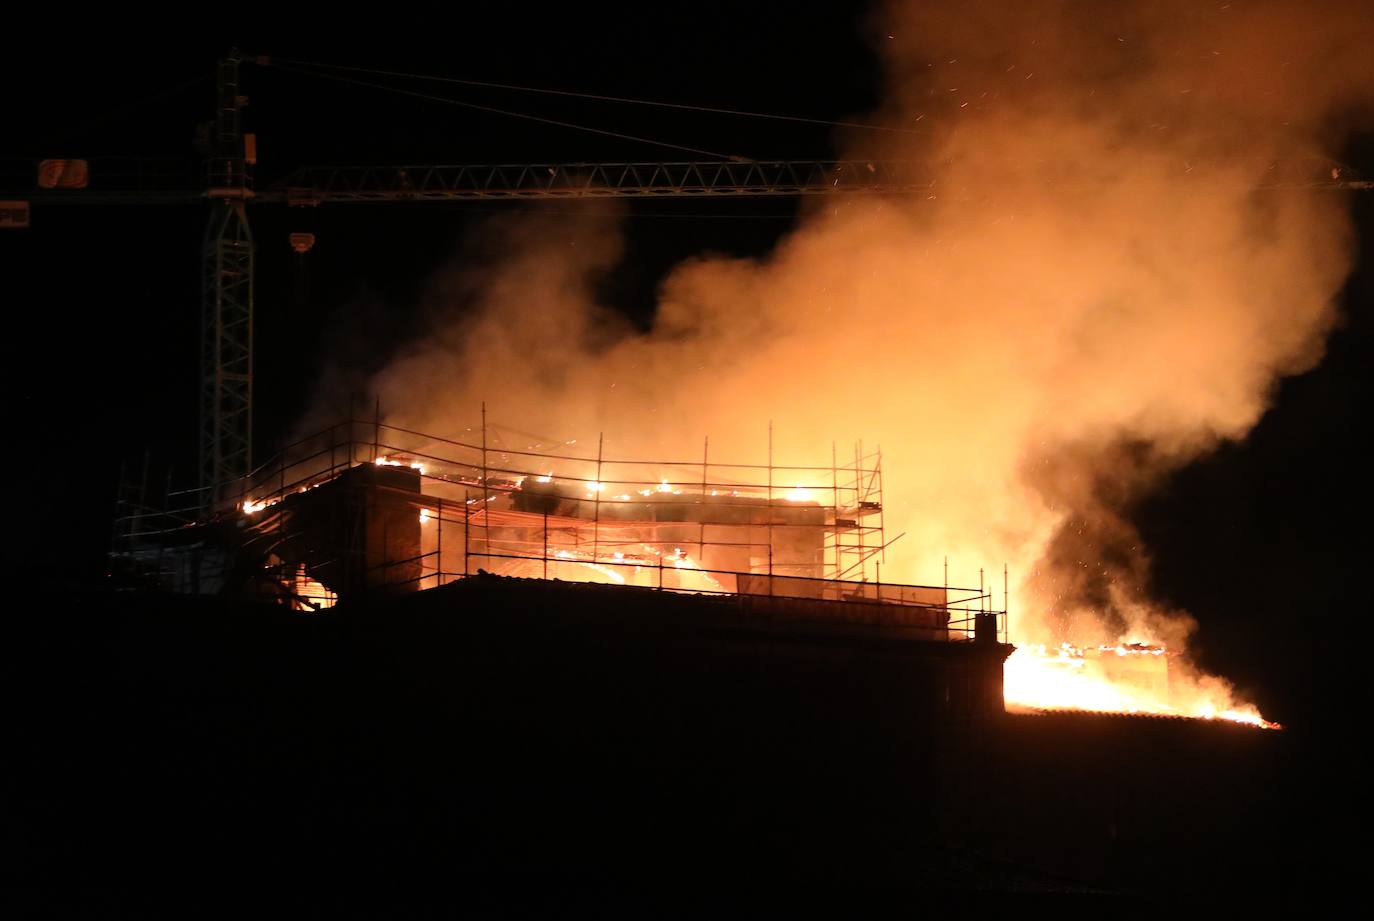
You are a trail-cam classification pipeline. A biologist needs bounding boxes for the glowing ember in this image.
[376,457,424,473]
[419,508,431,524]
[1004,643,1280,729]
[291,563,335,612]
[582,563,625,584]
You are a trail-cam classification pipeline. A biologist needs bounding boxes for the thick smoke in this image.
[334,0,1371,654]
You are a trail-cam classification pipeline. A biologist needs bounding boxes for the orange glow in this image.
[291,563,336,612]
[241,496,285,514]
[376,456,424,473]
[329,0,1373,733]
[1004,643,1280,729]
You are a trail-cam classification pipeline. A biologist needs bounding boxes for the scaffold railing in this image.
[224,415,892,583]
[112,415,1007,643]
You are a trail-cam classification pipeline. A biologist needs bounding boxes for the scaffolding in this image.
[112,413,1007,641]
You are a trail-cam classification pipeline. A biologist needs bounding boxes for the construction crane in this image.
[6,49,1369,508]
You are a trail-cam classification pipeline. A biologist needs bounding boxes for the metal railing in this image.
[117,416,1008,642]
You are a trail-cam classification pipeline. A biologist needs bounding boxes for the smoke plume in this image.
[325,0,1372,657]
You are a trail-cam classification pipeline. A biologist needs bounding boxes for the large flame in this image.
[1005,642,1280,729]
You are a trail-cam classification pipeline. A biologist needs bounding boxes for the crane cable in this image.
[263,61,739,161]
[259,54,920,136]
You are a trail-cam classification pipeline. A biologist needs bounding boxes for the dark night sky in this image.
[4,4,1370,727]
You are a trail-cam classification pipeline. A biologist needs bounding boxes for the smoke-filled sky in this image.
[320,0,1374,649]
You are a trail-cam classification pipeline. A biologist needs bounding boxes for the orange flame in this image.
[1004,643,1280,729]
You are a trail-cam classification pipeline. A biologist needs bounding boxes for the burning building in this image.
[112,413,1013,718]
[120,416,919,604]
[111,410,1283,729]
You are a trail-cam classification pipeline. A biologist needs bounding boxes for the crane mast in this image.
[201,51,255,506]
